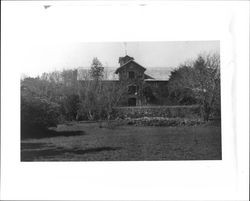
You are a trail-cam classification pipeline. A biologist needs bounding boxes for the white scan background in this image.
[1,1,249,200]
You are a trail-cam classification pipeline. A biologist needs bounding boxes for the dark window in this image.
[128,71,135,79]
[128,98,136,106]
[128,85,137,95]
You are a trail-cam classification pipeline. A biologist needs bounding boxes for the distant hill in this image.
[77,67,175,80]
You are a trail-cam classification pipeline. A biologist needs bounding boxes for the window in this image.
[128,71,135,79]
[128,85,137,95]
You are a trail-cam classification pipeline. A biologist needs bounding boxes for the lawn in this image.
[21,121,221,161]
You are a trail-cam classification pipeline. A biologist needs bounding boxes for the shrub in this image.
[61,94,80,120]
[21,96,61,138]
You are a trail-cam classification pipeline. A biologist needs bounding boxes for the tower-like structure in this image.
[115,55,147,106]
[118,55,134,66]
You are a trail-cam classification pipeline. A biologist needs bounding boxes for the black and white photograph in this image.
[21,41,221,161]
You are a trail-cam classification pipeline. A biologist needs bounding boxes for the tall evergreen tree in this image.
[90,57,104,80]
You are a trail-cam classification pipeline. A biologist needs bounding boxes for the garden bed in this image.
[123,117,204,127]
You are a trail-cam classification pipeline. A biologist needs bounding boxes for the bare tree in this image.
[77,79,126,121]
[193,53,220,121]
[99,81,127,120]
[77,79,97,120]
[168,52,220,121]
[77,58,127,121]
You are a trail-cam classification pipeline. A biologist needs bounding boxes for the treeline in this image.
[21,53,220,137]
[21,58,125,137]
[167,52,221,121]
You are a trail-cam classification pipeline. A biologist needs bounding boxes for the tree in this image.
[23,69,80,122]
[90,57,104,80]
[21,77,61,138]
[192,53,220,121]
[77,58,127,121]
[77,79,99,120]
[77,79,127,121]
[168,52,220,121]
[99,82,127,120]
[168,65,198,105]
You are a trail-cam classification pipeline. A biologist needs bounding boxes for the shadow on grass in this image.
[21,142,54,150]
[21,142,122,161]
[21,127,85,140]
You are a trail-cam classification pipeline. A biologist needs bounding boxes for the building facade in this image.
[115,55,168,106]
[77,55,169,106]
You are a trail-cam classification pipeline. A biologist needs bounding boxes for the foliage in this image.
[124,117,203,127]
[168,52,220,121]
[77,57,127,120]
[21,69,80,138]
[168,66,197,105]
[99,82,127,120]
[60,94,80,121]
[21,96,60,129]
[21,78,60,139]
[21,69,80,121]
[21,58,126,123]
[77,80,127,120]
[21,53,220,129]
[89,57,104,80]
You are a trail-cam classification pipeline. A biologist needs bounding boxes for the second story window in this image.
[128,85,137,95]
[128,71,135,79]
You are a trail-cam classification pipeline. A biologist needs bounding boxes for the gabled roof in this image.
[144,73,154,79]
[115,60,146,74]
[118,55,134,64]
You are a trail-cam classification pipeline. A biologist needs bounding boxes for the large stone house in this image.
[114,55,168,106]
[78,55,169,106]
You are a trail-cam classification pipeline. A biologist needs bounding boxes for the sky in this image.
[21,41,219,77]
[2,4,221,77]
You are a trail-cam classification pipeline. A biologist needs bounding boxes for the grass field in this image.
[21,121,221,161]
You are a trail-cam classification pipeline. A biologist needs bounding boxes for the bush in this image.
[61,94,80,120]
[21,96,61,138]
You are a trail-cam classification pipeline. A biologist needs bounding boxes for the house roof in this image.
[144,73,154,79]
[77,66,172,81]
[118,55,134,64]
[145,79,168,82]
[115,60,146,74]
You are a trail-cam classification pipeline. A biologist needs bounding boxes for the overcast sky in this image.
[2,4,220,77]
[21,41,219,77]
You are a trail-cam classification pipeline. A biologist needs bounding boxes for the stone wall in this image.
[114,105,201,119]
